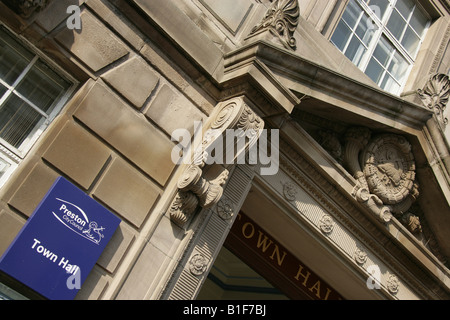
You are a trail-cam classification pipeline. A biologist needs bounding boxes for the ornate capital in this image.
[248,0,300,50]
[169,97,264,227]
[418,73,449,127]
[2,0,50,18]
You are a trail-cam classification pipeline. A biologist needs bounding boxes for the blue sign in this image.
[0,177,121,300]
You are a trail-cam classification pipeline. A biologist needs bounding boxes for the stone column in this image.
[160,96,264,300]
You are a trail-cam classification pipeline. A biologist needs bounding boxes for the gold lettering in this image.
[256,231,273,252]
[294,264,311,287]
[323,287,332,300]
[309,280,321,299]
[242,222,255,239]
[269,245,287,267]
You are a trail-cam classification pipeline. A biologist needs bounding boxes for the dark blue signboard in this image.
[0,177,121,300]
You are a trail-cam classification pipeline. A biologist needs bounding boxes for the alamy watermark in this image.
[66,5,81,30]
[366,264,382,290]
[171,121,279,176]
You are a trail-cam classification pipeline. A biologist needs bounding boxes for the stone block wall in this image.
[0,0,211,299]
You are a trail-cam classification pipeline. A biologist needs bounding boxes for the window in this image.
[331,0,430,94]
[0,27,75,187]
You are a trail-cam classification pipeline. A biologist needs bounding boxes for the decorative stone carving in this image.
[345,128,419,224]
[169,97,264,227]
[3,0,50,18]
[354,248,368,265]
[189,254,208,276]
[177,165,229,209]
[281,180,297,201]
[249,0,300,50]
[216,198,235,220]
[362,134,416,206]
[418,73,449,126]
[386,274,400,294]
[401,212,422,235]
[318,214,334,234]
[169,191,199,227]
[317,130,343,163]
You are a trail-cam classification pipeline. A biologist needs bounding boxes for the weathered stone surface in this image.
[144,83,206,135]
[201,0,253,34]
[8,162,59,217]
[55,9,128,72]
[102,56,159,109]
[96,222,135,274]
[73,81,176,185]
[93,158,160,228]
[0,209,25,256]
[43,121,111,189]
[36,0,84,32]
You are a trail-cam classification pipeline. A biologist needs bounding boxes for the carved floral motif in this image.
[189,254,208,276]
[281,180,297,201]
[216,198,235,220]
[319,214,334,234]
[249,0,300,50]
[418,73,449,126]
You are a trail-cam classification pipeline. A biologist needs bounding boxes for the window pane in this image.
[410,7,428,37]
[395,0,415,20]
[15,59,70,114]
[388,51,409,83]
[0,29,34,86]
[345,36,367,67]
[342,0,363,29]
[356,14,378,45]
[366,58,384,83]
[401,26,421,57]
[0,94,44,149]
[0,83,7,97]
[331,20,352,51]
[387,10,406,40]
[373,36,394,66]
[380,73,401,93]
[368,0,390,21]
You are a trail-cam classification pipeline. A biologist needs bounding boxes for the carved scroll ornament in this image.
[169,97,264,227]
[249,0,300,50]
[344,127,419,224]
[418,73,450,126]
[3,0,50,18]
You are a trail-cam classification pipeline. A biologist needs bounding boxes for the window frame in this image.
[330,0,432,95]
[0,25,78,188]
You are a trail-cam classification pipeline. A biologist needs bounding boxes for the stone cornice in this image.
[223,41,433,130]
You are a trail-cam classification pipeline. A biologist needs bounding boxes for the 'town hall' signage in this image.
[0,177,121,300]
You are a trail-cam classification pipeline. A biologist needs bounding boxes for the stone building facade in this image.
[0,0,449,300]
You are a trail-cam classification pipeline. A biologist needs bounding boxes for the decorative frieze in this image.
[248,0,300,50]
[418,73,450,127]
